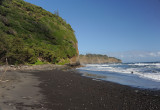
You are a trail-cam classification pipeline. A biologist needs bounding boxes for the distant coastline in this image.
[79,54,121,64]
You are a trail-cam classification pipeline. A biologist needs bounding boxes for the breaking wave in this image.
[77,62,160,89]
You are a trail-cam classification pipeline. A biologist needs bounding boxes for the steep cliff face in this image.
[0,0,79,65]
[69,43,80,66]
[79,54,121,64]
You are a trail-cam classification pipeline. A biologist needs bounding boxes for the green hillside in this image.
[0,0,78,65]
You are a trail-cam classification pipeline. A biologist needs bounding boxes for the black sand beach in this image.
[0,67,160,110]
[32,69,160,110]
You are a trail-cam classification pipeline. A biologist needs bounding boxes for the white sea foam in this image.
[156,65,160,68]
[78,63,160,82]
[85,64,109,67]
[139,73,160,82]
[129,63,160,66]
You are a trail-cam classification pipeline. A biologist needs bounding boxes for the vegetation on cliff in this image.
[0,0,78,65]
[79,54,121,64]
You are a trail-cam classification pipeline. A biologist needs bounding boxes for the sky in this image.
[24,0,160,62]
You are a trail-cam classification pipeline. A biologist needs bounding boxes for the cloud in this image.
[148,52,160,57]
[138,54,145,57]
[119,55,124,58]
[149,52,157,57]
[107,51,160,62]
[157,52,160,56]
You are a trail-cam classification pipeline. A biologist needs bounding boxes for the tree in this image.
[54,9,59,16]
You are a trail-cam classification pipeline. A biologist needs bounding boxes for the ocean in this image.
[77,62,160,89]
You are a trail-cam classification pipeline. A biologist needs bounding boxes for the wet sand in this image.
[32,69,160,110]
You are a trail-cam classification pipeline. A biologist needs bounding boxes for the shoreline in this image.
[32,69,160,110]
[0,68,160,110]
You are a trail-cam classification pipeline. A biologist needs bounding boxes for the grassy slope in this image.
[0,0,78,65]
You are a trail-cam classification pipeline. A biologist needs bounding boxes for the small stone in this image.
[13,106,16,109]
[135,90,139,93]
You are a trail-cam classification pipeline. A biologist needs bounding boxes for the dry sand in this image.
[0,71,46,110]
